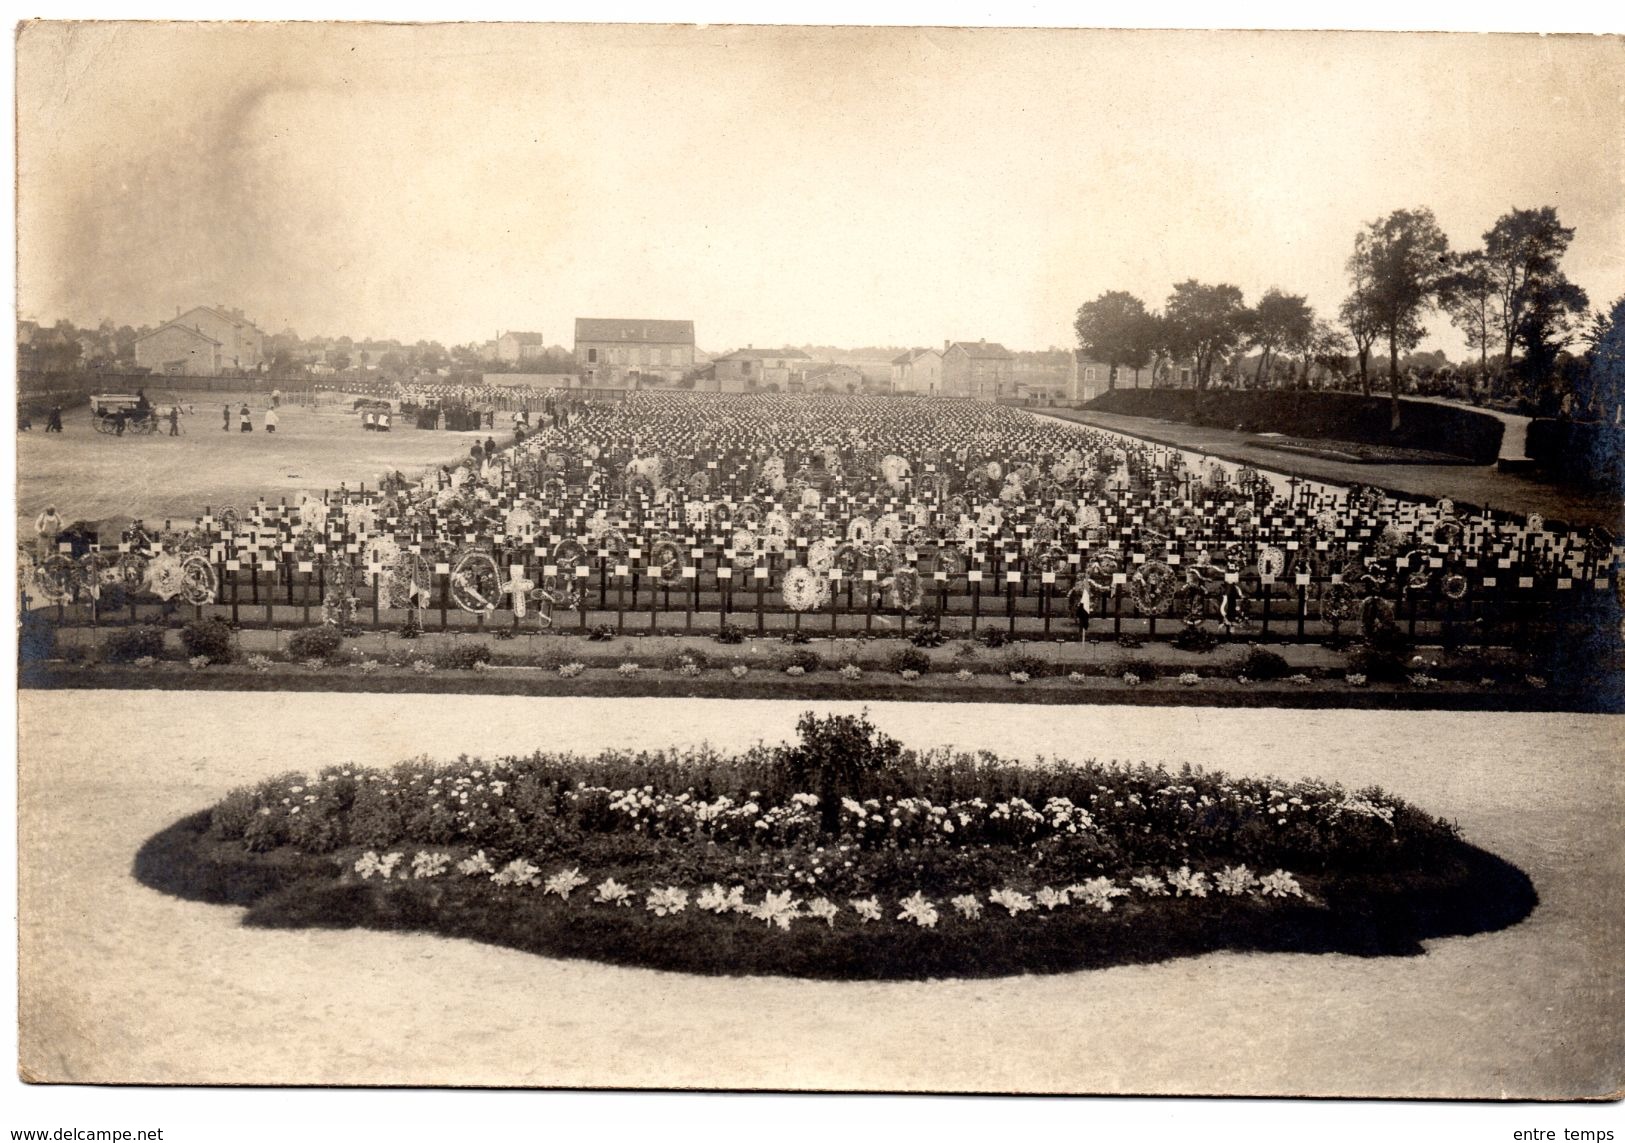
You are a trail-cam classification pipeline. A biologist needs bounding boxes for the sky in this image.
[16,22,1624,356]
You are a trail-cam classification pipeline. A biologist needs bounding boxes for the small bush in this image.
[774,711,901,831]
[287,625,344,662]
[910,621,946,649]
[782,648,822,674]
[106,625,167,664]
[1113,658,1158,681]
[1003,650,1051,679]
[664,648,709,672]
[780,630,812,645]
[978,627,1009,649]
[1347,627,1410,684]
[1116,634,1145,650]
[399,612,423,640]
[586,623,617,642]
[887,647,932,676]
[180,618,235,664]
[439,643,493,670]
[715,623,747,645]
[1172,626,1219,654]
[1239,646,1290,681]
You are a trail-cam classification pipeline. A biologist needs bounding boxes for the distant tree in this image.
[1440,249,1498,376]
[1306,320,1350,387]
[329,352,352,372]
[1349,208,1452,427]
[1247,288,1315,388]
[1340,234,1385,397]
[1073,291,1152,390]
[1584,295,1625,422]
[1483,206,1588,384]
[1516,276,1590,387]
[1162,280,1248,390]
[1126,311,1164,388]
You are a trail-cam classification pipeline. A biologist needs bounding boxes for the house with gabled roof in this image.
[711,346,811,391]
[496,330,548,364]
[135,304,265,374]
[574,318,695,387]
[891,347,943,395]
[941,339,1014,401]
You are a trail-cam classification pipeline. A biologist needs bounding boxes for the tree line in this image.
[1075,205,1619,426]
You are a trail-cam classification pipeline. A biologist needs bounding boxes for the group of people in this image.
[224,402,279,434]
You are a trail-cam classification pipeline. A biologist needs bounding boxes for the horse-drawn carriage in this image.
[89,394,159,435]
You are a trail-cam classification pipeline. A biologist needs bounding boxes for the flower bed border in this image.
[22,660,1615,713]
[136,809,1537,981]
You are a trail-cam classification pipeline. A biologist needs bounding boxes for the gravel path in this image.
[18,693,1622,1096]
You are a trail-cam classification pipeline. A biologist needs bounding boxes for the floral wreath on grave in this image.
[1032,546,1067,576]
[874,512,904,545]
[218,505,243,532]
[114,551,150,593]
[1442,573,1470,602]
[932,545,966,578]
[1526,513,1545,535]
[178,556,218,606]
[1257,544,1287,579]
[870,543,898,577]
[73,552,115,602]
[1318,581,1357,624]
[1432,518,1464,550]
[553,538,586,569]
[1130,560,1177,616]
[764,510,793,553]
[710,501,734,531]
[535,573,580,617]
[732,529,762,569]
[685,500,711,531]
[806,539,837,576]
[647,538,685,585]
[846,515,873,544]
[1360,595,1397,637]
[888,566,924,611]
[450,549,502,613]
[687,470,711,498]
[32,553,77,603]
[321,588,358,628]
[1371,524,1407,559]
[781,565,828,612]
[733,502,762,531]
[147,553,186,601]
[503,502,539,538]
[832,542,865,577]
[386,550,434,609]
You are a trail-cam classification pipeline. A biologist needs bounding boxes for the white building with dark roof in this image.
[574,318,695,386]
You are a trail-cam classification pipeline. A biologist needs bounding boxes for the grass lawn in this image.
[15,393,484,536]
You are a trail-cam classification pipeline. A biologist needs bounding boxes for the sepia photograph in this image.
[8,9,1623,1140]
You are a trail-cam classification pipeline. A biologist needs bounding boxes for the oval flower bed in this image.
[135,713,1536,980]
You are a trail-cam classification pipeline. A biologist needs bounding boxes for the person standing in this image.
[271,388,282,408]
[264,407,279,434]
[47,404,63,432]
[35,505,63,557]
[239,403,253,432]
[168,405,181,436]
[222,404,231,431]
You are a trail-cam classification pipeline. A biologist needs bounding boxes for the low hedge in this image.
[134,712,1537,979]
[1085,389,1505,463]
[1524,419,1625,492]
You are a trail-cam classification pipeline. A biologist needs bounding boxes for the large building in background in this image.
[890,347,943,395]
[940,339,1014,401]
[574,318,695,387]
[134,305,265,375]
